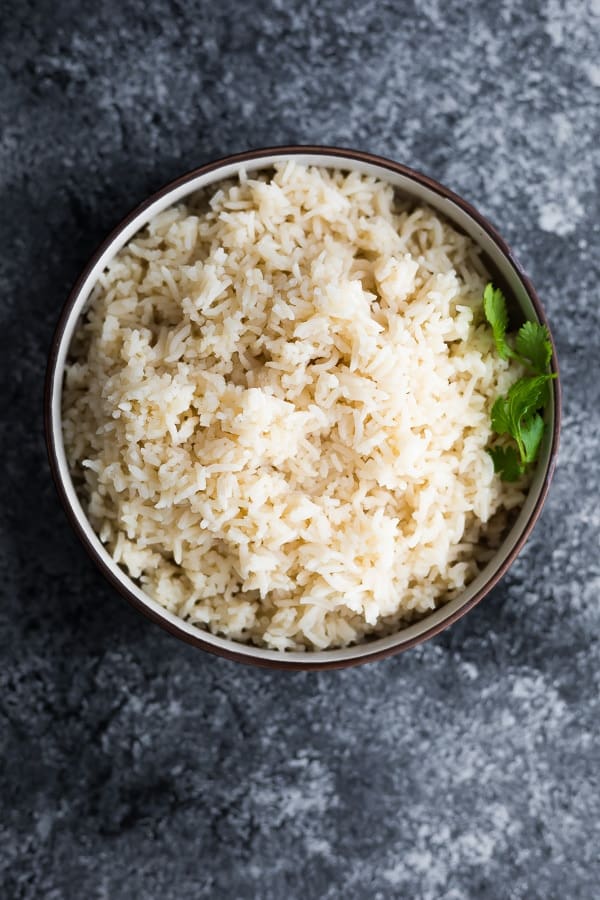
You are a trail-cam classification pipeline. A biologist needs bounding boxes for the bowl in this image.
[44,145,561,669]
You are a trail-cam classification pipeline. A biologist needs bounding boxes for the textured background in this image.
[1,1,599,898]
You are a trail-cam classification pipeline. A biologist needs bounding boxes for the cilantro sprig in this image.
[482,283,555,482]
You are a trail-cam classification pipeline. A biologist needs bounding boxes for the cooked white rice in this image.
[63,162,526,651]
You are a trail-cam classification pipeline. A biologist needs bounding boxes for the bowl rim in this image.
[44,144,561,670]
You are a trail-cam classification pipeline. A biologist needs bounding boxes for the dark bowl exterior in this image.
[44,145,561,669]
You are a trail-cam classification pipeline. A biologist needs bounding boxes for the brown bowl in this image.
[44,146,561,669]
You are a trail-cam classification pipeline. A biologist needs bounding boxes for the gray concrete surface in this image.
[1,1,599,897]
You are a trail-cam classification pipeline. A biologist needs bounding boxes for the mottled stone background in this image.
[1,1,599,897]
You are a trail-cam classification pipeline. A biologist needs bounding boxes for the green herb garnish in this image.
[483,283,555,482]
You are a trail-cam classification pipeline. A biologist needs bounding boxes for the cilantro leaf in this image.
[488,446,524,482]
[491,396,511,435]
[483,283,512,360]
[489,374,555,476]
[483,282,554,374]
[502,375,554,464]
[515,321,553,374]
[483,283,555,481]
[505,374,553,431]
[519,413,545,464]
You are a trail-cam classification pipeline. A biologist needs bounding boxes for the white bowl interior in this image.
[49,152,556,664]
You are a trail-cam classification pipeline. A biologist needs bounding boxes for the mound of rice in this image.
[63,162,526,651]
